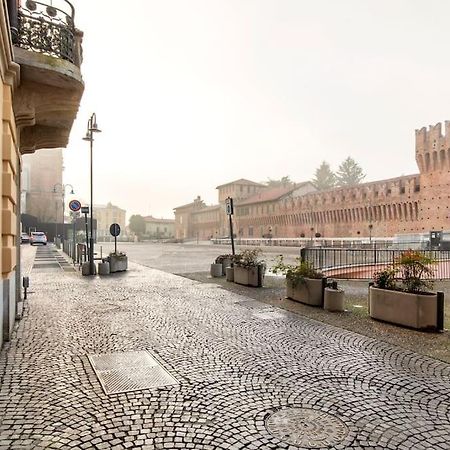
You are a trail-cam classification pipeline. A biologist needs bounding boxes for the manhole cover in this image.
[88,350,179,395]
[265,408,348,448]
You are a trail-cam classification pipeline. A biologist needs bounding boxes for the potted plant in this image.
[108,251,128,273]
[272,255,326,306]
[233,249,266,287]
[369,250,439,330]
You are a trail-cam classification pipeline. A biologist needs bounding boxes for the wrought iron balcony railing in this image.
[12,0,79,65]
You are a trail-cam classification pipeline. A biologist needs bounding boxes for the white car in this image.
[30,232,47,246]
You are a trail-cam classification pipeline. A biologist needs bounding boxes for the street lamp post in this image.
[82,113,101,275]
[53,183,75,242]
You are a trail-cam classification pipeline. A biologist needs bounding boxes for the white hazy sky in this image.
[63,0,450,220]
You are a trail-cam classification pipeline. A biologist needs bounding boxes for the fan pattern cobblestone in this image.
[0,256,450,449]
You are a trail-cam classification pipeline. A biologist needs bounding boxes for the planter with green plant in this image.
[369,250,439,330]
[233,249,265,287]
[108,251,128,273]
[272,255,326,306]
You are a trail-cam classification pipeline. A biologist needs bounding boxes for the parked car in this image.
[30,232,47,246]
[20,232,30,244]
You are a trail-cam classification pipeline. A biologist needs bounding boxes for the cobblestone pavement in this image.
[1,253,450,449]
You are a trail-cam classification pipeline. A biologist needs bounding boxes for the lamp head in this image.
[82,132,92,141]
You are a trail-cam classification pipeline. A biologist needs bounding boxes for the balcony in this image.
[11,0,84,153]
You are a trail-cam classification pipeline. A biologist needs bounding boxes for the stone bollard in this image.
[324,287,344,312]
[98,261,110,275]
[81,262,91,276]
[210,263,223,277]
[225,267,234,282]
[222,258,233,275]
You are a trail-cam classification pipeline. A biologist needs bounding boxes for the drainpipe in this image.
[6,0,18,43]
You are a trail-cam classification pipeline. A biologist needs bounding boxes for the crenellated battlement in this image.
[415,121,450,173]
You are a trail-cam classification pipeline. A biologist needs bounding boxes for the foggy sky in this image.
[64,0,450,220]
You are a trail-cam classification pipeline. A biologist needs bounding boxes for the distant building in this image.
[94,203,126,240]
[22,148,63,223]
[174,122,450,239]
[144,216,175,239]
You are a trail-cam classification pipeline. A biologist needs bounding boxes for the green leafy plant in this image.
[272,255,323,287]
[395,250,434,293]
[215,254,234,264]
[109,251,127,260]
[373,267,397,290]
[373,250,434,293]
[234,249,265,270]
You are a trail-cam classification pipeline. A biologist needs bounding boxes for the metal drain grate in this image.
[266,408,348,448]
[88,350,179,395]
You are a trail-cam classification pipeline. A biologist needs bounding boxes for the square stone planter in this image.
[286,278,325,306]
[109,255,128,273]
[369,286,438,330]
[234,265,264,287]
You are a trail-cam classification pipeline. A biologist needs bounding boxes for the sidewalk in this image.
[0,250,449,449]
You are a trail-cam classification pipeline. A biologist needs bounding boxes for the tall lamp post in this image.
[82,113,101,275]
[53,183,75,242]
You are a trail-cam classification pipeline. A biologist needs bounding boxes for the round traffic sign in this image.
[110,223,121,237]
[69,199,81,212]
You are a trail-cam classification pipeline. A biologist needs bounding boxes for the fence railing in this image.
[302,247,450,280]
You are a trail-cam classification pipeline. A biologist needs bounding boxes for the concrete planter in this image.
[324,287,344,312]
[222,258,233,275]
[286,278,325,306]
[210,263,223,277]
[234,265,264,287]
[226,267,234,282]
[109,255,128,273]
[98,261,110,275]
[369,286,438,330]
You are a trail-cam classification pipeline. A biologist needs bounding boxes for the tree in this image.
[129,215,146,238]
[336,157,365,187]
[265,176,294,187]
[311,161,336,190]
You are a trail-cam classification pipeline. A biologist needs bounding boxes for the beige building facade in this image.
[0,0,84,348]
[94,202,126,240]
[144,216,175,239]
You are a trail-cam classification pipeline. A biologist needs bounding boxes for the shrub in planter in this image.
[370,250,438,330]
[234,249,266,287]
[108,251,128,273]
[272,255,325,306]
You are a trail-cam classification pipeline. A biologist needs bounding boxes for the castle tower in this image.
[415,121,450,232]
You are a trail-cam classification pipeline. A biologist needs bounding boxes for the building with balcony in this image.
[0,0,84,348]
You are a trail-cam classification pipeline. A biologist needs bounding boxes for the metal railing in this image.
[302,247,450,280]
[14,0,78,64]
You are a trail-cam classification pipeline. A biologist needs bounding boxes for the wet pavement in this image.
[0,246,449,449]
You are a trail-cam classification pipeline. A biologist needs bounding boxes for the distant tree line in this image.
[311,157,365,190]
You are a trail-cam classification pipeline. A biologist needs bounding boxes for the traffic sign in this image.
[225,197,234,215]
[81,206,89,214]
[110,223,121,237]
[69,199,81,212]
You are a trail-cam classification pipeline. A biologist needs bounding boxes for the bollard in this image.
[437,291,444,332]
[22,276,30,300]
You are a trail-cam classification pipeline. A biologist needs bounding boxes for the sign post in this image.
[69,200,82,263]
[81,206,89,263]
[225,197,235,256]
[109,223,121,254]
